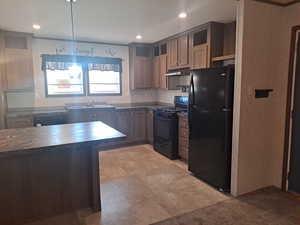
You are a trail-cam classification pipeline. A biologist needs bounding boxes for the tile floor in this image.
[24,145,300,225]
[25,144,230,225]
[153,187,300,225]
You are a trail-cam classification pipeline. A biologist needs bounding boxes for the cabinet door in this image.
[132,110,146,142]
[167,39,178,70]
[94,110,116,128]
[159,55,168,89]
[178,35,189,67]
[134,56,153,89]
[5,48,34,91]
[153,56,160,88]
[143,57,153,88]
[192,44,208,69]
[67,111,90,123]
[146,110,154,145]
[116,110,132,142]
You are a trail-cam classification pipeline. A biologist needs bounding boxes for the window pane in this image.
[46,64,83,85]
[89,70,120,84]
[89,84,120,94]
[47,85,84,95]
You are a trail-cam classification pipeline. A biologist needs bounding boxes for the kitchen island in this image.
[0,121,125,225]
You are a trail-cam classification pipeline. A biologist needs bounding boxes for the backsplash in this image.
[157,89,188,104]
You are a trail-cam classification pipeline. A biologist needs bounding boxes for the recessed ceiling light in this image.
[32,24,41,30]
[66,0,77,2]
[136,35,142,40]
[178,12,187,19]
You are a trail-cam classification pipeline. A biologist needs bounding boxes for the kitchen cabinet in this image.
[167,38,178,70]
[3,32,34,91]
[132,109,147,142]
[115,110,133,143]
[159,55,168,89]
[192,44,208,69]
[6,115,33,128]
[178,35,189,67]
[67,109,116,128]
[178,113,189,162]
[146,110,154,144]
[129,44,153,89]
[153,56,160,88]
[167,34,189,70]
[189,22,224,69]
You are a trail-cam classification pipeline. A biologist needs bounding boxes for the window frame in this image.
[86,69,122,96]
[44,64,87,98]
[43,56,123,98]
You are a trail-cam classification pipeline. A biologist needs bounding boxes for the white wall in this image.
[7,38,158,108]
[232,0,300,196]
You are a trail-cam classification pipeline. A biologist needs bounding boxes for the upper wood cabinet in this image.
[129,44,153,89]
[152,43,168,89]
[178,35,189,67]
[152,56,160,88]
[159,55,168,89]
[192,44,208,69]
[2,32,34,91]
[5,48,34,91]
[167,39,178,70]
[167,34,189,70]
[189,22,224,69]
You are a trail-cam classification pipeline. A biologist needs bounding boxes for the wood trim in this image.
[34,36,129,47]
[282,25,300,191]
[253,0,300,7]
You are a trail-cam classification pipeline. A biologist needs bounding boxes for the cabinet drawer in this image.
[179,128,189,139]
[178,144,189,162]
[179,136,189,146]
[179,116,188,128]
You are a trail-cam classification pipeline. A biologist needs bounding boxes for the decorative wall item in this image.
[55,47,94,56]
[105,47,118,57]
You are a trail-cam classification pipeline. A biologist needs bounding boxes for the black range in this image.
[153,96,188,160]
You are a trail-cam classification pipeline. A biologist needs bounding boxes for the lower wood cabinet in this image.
[6,115,33,129]
[115,110,133,143]
[115,109,149,144]
[132,109,147,142]
[147,110,154,145]
[67,109,116,128]
[178,114,189,162]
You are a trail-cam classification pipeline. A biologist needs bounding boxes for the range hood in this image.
[165,69,190,77]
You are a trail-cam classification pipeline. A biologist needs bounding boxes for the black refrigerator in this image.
[188,66,234,192]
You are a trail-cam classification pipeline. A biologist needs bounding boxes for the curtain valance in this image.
[41,54,122,72]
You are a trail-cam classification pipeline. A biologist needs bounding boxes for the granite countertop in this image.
[6,102,172,118]
[0,121,126,157]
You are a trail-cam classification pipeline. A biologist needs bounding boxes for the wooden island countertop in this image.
[0,121,126,225]
[0,121,126,157]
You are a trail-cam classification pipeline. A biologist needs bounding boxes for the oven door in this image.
[153,112,178,159]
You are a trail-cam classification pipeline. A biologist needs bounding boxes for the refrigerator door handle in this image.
[222,108,232,112]
[190,74,195,106]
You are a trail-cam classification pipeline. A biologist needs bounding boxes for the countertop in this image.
[6,102,172,118]
[0,121,126,157]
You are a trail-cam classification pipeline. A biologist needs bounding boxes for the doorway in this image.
[289,31,300,194]
[283,26,300,193]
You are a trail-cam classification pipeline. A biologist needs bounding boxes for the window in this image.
[45,64,85,96]
[88,67,121,95]
[42,55,122,97]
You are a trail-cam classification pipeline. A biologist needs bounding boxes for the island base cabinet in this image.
[0,144,101,225]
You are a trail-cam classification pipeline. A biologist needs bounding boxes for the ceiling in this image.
[0,0,236,44]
